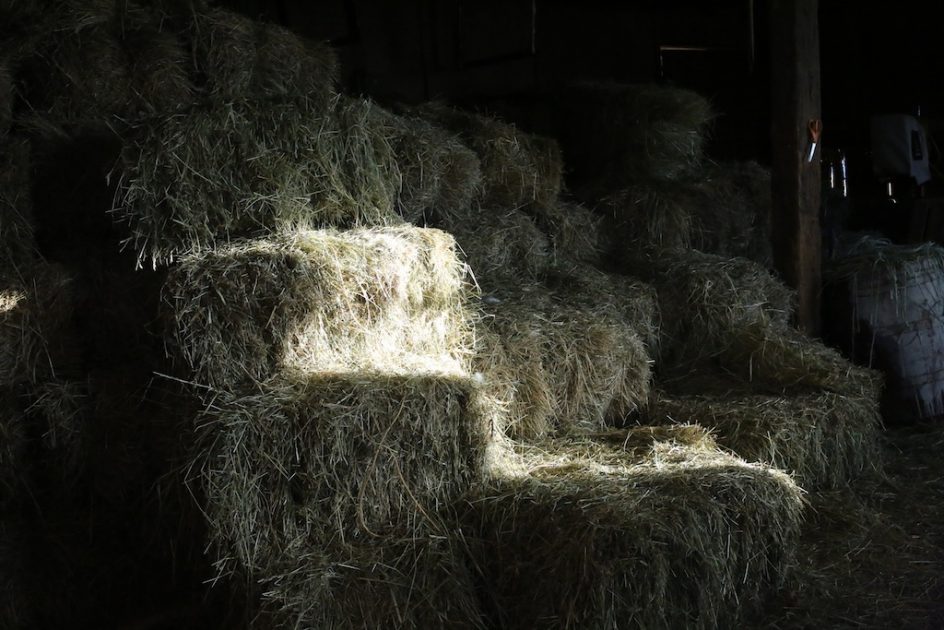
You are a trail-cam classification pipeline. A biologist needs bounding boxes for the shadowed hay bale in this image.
[0,392,28,503]
[412,102,563,209]
[196,371,487,579]
[0,58,11,137]
[557,82,713,189]
[0,515,32,628]
[168,226,472,388]
[24,5,194,124]
[116,97,403,267]
[1,139,35,266]
[384,110,483,224]
[699,160,773,266]
[528,199,604,264]
[718,318,885,401]
[543,260,661,357]
[620,249,794,364]
[465,425,805,630]
[650,383,883,488]
[26,379,87,483]
[598,181,699,252]
[475,280,652,439]
[190,7,338,107]
[257,535,484,630]
[444,208,550,282]
[0,265,74,387]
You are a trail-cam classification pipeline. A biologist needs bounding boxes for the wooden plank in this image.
[769,0,822,334]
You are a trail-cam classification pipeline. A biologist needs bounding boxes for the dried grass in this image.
[557,82,714,188]
[444,208,550,282]
[0,58,12,138]
[0,391,28,504]
[475,278,652,439]
[194,370,487,580]
[384,110,483,224]
[465,425,805,629]
[412,102,563,209]
[257,534,484,630]
[0,139,35,266]
[528,199,604,265]
[167,226,473,389]
[650,379,883,488]
[189,7,338,107]
[115,97,403,267]
[26,379,88,483]
[0,514,32,629]
[620,249,794,365]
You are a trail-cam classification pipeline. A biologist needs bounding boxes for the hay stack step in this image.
[196,370,488,577]
[116,97,404,267]
[167,226,473,388]
[444,208,551,282]
[466,426,805,630]
[475,277,653,439]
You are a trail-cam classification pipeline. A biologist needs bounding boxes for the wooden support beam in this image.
[769,0,822,334]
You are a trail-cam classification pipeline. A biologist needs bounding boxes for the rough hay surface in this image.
[698,160,773,266]
[466,425,805,630]
[444,208,550,283]
[0,139,35,267]
[384,109,483,224]
[257,535,484,630]
[26,379,88,484]
[190,7,338,107]
[412,102,563,209]
[0,58,11,138]
[475,279,652,439]
[116,97,403,267]
[621,249,795,365]
[0,514,32,629]
[528,199,604,265]
[196,371,487,579]
[650,382,883,488]
[558,82,714,188]
[0,264,74,387]
[0,392,28,504]
[167,226,473,389]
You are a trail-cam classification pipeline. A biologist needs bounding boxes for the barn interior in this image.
[1,0,943,628]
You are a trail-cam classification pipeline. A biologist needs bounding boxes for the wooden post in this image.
[769,0,822,334]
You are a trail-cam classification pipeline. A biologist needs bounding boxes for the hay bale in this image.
[476,279,652,438]
[0,58,12,138]
[258,535,484,629]
[116,97,403,267]
[621,249,794,365]
[0,264,74,387]
[412,102,563,209]
[651,383,883,488]
[443,208,550,283]
[465,426,805,629]
[556,82,714,188]
[0,514,32,629]
[196,370,487,578]
[598,181,700,252]
[26,379,87,483]
[189,8,338,107]
[0,391,28,504]
[0,139,35,266]
[698,160,773,266]
[527,199,604,265]
[384,111,483,224]
[167,226,472,389]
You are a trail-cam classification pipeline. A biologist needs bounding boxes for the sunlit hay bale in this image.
[190,7,338,107]
[0,514,32,629]
[444,208,550,282]
[557,82,714,189]
[718,318,885,402]
[543,260,661,357]
[168,226,472,389]
[115,97,402,267]
[476,280,652,439]
[623,249,795,365]
[651,382,883,488]
[527,199,604,265]
[465,426,805,630]
[384,110,483,225]
[0,265,74,387]
[0,139,36,266]
[412,102,563,209]
[258,534,484,630]
[196,371,487,579]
